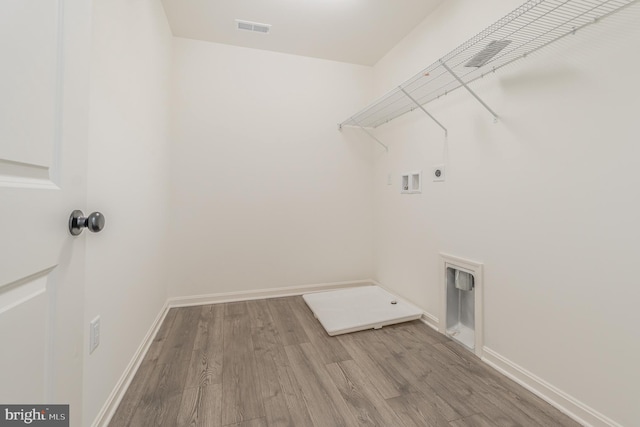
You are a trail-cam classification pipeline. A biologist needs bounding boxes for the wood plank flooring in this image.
[108,296,580,427]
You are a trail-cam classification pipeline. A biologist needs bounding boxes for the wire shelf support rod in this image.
[439,60,499,122]
[399,87,448,137]
[346,118,389,152]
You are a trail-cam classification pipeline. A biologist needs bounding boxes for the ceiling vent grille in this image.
[235,19,271,34]
[464,40,512,68]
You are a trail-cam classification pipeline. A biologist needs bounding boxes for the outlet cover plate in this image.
[433,165,445,182]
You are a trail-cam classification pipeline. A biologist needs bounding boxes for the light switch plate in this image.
[90,316,100,354]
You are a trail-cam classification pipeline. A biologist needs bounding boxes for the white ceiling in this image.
[160,0,444,66]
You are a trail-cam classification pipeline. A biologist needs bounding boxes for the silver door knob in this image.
[69,210,105,235]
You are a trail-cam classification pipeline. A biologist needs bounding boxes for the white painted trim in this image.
[370,279,440,331]
[369,279,383,288]
[482,347,622,427]
[167,280,373,308]
[94,279,374,426]
[91,301,170,427]
[94,278,620,427]
[371,276,619,426]
[419,312,439,331]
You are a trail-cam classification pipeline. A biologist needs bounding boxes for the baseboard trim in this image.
[369,279,440,331]
[368,281,617,425]
[95,279,373,426]
[99,280,623,427]
[167,279,373,308]
[419,311,439,331]
[482,347,621,427]
[91,301,170,427]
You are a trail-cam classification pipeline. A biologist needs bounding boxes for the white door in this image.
[0,0,92,424]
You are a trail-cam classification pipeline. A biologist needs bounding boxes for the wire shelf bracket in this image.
[347,118,389,152]
[439,60,499,123]
[399,86,448,136]
[338,0,639,132]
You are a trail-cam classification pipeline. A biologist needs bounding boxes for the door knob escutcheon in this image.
[69,210,105,235]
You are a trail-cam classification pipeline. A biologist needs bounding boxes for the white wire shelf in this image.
[340,0,638,133]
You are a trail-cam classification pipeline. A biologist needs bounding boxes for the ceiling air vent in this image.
[465,40,511,68]
[235,19,271,34]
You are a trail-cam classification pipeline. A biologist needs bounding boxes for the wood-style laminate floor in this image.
[108,296,580,427]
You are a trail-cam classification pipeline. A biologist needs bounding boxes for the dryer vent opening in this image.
[440,254,484,357]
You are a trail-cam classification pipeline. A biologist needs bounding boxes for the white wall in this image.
[85,0,172,424]
[168,38,375,297]
[372,1,640,426]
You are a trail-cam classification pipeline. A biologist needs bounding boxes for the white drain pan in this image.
[302,286,423,336]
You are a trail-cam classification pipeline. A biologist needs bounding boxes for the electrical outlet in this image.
[433,165,445,182]
[90,316,100,354]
